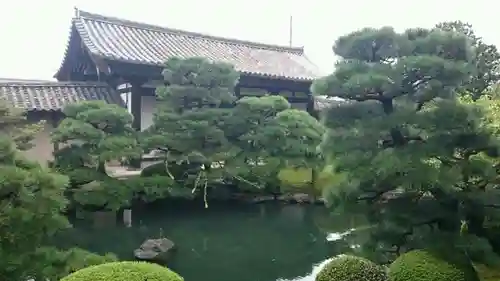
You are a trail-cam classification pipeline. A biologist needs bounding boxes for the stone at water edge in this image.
[277,193,312,203]
[134,238,176,264]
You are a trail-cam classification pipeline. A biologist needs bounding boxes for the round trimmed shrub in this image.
[60,261,183,281]
[388,249,479,281]
[316,255,387,281]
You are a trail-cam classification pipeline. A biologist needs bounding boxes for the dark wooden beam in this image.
[130,84,143,131]
[234,85,241,98]
[238,75,312,93]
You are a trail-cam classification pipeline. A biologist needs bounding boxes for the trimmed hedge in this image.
[60,261,183,281]
[316,255,387,281]
[388,249,480,281]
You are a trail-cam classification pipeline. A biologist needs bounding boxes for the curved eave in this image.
[54,22,109,81]
[54,23,78,80]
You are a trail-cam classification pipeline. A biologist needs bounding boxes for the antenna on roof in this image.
[74,7,80,18]
[289,15,293,47]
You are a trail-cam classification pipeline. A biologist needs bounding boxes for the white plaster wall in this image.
[120,92,132,113]
[140,95,156,131]
[19,121,54,167]
[119,93,156,131]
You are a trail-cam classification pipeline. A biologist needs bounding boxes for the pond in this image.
[57,201,343,281]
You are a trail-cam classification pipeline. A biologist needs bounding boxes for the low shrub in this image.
[60,261,183,281]
[388,249,479,281]
[316,255,387,281]
[35,247,117,280]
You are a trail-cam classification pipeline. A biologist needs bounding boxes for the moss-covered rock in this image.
[60,261,183,281]
[316,255,387,281]
[388,249,480,281]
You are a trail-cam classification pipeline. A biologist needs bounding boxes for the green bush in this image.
[316,255,387,281]
[60,261,183,281]
[35,247,117,280]
[388,249,480,281]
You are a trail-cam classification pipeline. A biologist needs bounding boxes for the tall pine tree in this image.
[142,57,239,206]
[0,101,116,280]
[313,26,500,264]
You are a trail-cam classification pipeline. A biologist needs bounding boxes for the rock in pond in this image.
[134,238,176,263]
[278,193,312,203]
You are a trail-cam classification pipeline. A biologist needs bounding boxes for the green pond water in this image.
[57,201,342,281]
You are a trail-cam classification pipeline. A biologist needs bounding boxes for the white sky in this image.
[0,0,497,80]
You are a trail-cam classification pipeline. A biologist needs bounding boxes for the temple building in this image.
[1,9,324,167]
[56,9,322,131]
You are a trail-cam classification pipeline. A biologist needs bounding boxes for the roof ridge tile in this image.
[0,80,112,87]
[76,10,305,54]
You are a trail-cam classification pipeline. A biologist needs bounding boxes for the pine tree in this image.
[52,101,141,175]
[142,57,239,206]
[313,26,500,264]
[436,21,500,99]
[224,96,325,193]
[0,101,120,280]
[51,101,143,211]
[0,101,78,279]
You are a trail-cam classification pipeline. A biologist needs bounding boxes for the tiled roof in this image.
[0,80,125,111]
[65,9,322,81]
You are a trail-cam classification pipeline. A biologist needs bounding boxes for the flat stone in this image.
[134,238,176,264]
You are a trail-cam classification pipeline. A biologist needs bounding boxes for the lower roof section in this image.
[0,79,125,112]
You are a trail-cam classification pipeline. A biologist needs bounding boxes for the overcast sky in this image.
[0,0,497,81]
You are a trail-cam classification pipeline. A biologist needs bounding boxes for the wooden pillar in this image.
[50,112,65,159]
[234,84,241,98]
[123,209,132,227]
[306,92,318,119]
[130,84,143,131]
[130,83,143,168]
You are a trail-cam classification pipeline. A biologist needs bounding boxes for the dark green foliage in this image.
[52,101,145,210]
[436,21,500,99]
[34,247,117,280]
[143,57,325,203]
[388,249,479,281]
[65,167,108,186]
[313,24,500,265]
[316,255,387,281]
[0,101,113,280]
[0,137,71,281]
[70,176,175,210]
[141,162,170,177]
[142,57,239,205]
[223,95,325,192]
[52,101,141,173]
[0,101,41,150]
[141,162,196,187]
[60,261,184,281]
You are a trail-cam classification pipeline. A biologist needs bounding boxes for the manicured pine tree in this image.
[142,57,239,206]
[313,25,500,265]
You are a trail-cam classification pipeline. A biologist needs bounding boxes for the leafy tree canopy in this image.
[436,21,500,99]
[0,101,113,280]
[52,101,141,174]
[313,25,500,265]
[223,95,325,191]
[142,57,239,205]
[51,101,144,211]
[143,57,325,200]
[0,101,42,150]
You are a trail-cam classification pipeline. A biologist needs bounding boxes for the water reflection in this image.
[57,201,343,281]
[279,258,332,281]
